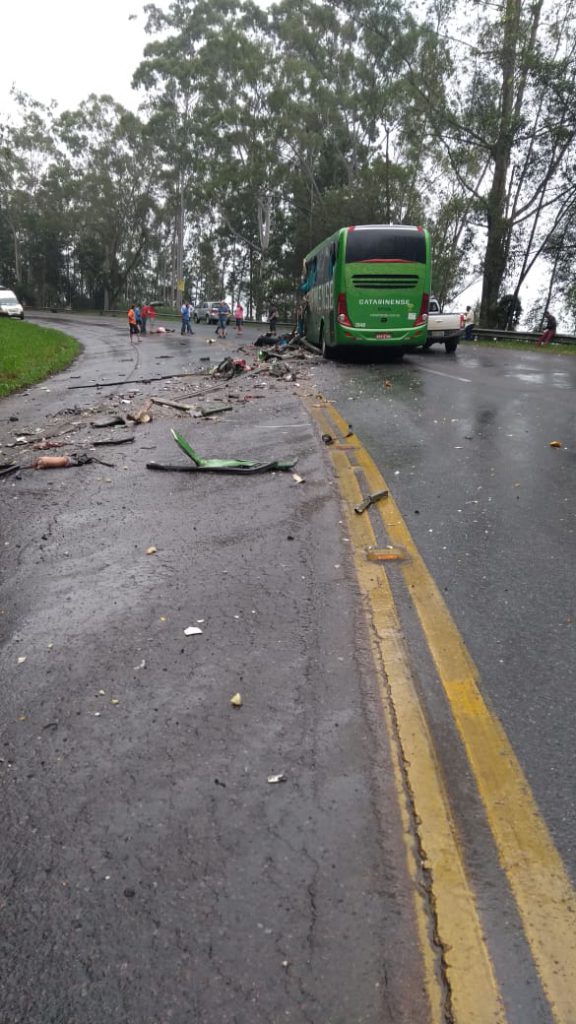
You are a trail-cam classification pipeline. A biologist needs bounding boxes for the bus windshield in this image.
[345,227,426,264]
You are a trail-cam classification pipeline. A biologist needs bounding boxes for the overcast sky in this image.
[1,0,149,116]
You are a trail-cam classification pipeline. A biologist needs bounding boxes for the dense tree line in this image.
[1,0,575,327]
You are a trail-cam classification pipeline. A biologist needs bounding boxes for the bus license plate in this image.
[375,333,391,340]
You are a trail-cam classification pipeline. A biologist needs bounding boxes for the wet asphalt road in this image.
[2,316,576,1023]
[315,344,576,886]
[0,316,432,1024]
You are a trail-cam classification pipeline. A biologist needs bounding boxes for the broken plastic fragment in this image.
[354,490,389,515]
[267,773,287,784]
[184,626,203,636]
[230,693,243,707]
[292,473,304,484]
[168,429,297,472]
[17,656,27,665]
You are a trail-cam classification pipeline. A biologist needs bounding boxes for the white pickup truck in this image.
[424,298,464,353]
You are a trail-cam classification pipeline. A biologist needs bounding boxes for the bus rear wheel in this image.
[320,325,335,360]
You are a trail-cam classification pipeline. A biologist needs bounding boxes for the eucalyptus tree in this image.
[54,95,157,309]
[0,92,59,297]
[405,0,576,325]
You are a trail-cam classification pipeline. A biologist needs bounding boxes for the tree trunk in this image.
[176,189,184,306]
[479,0,521,327]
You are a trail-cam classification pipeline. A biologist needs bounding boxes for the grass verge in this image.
[0,319,81,398]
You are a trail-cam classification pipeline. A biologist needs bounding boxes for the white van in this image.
[0,288,24,319]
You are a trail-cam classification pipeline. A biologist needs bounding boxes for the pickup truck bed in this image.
[425,299,464,352]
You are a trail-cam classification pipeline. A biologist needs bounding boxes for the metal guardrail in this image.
[472,327,576,345]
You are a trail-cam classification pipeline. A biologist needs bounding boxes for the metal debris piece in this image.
[92,436,135,446]
[354,490,389,515]
[91,416,126,428]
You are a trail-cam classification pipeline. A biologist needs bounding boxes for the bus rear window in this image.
[345,228,426,264]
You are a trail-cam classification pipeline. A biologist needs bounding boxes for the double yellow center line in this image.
[309,399,576,1024]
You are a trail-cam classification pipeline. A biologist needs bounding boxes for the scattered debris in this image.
[17,656,27,665]
[549,440,563,448]
[367,548,404,562]
[91,416,126,428]
[35,453,115,469]
[146,546,157,555]
[92,435,134,446]
[354,489,389,515]
[146,429,298,474]
[184,626,203,636]
[292,473,305,484]
[384,379,393,388]
[32,439,68,451]
[127,401,153,424]
[211,357,248,380]
[35,455,73,470]
[151,396,232,418]
[321,433,334,445]
[230,693,243,707]
[267,774,287,784]
[268,360,290,378]
[134,659,146,670]
[151,397,197,414]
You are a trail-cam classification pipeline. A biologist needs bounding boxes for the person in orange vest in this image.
[128,305,140,339]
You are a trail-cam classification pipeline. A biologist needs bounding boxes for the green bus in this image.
[300,224,431,357]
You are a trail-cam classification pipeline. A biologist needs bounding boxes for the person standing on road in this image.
[234,302,244,335]
[268,304,279,335]
[134,304,143,334]
[181,301,191,336]
[536,310,557,346]
[141,302,150,335]
[148,303,157,334]
[464,305,475,341]
[215,300,229,338]
[128,305,140,340]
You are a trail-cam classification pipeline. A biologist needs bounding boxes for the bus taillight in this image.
[337,292,352,326]
[415,292,429,326]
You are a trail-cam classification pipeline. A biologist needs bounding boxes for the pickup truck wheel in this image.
[445,339,459,353]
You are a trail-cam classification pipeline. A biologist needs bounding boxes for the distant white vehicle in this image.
[0,288,24,319]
